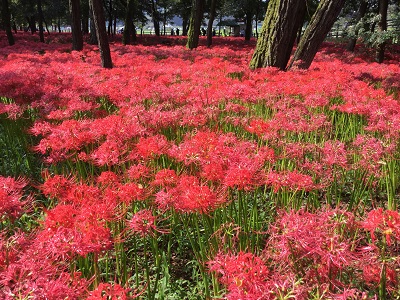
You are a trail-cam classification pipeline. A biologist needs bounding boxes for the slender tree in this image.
[376,0,389,63]
[70,0,83,50]
[1,0,15,45]
[249,0,306,70]
[186,0,205,49]
[90,0,113,68]
[288,0,346,69]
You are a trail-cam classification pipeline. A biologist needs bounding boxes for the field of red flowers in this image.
[1,32,400,299]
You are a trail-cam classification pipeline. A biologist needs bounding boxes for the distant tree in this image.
[123,0,136,44]
[70,0,83,50]
[172,0,191,35]
[150,0,160,36]
[37,0,44,42]
[81,0,90,34]
[1,0,15,45]
[186,0,204,49]
[289,0,346,69]
[90,0,113,68]
[206,0,217,46]
[250,0,307,70]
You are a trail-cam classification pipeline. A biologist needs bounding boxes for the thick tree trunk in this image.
[90,0,113,68]
[70,0,83,50]
[376,0,389,63]
[206,0,216,47]
[249,0,306,70]
[123,0,135,45]
[289,0,346,70]
[186,0,204,49]
[346,0,368,52]
[2,0,15,46]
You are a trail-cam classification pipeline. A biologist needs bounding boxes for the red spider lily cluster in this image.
[209,209,400,299]
[1,33,400,298]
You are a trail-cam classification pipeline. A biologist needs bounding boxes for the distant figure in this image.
[171,28,174,36]
[212,29,216,36]
[201,28,206,36]
[176,28,180,36]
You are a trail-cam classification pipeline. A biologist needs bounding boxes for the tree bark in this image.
[346,0,368,52]
[89,7,98,45]
[90,0,113,68]
[288,0,346,70]
[70,0,83,50]
[376,0,389,63]
[206,0,216,47]
[123,0,135,45]
[186,0,204,49]
[2,0,15,46]
[249,0,306,70]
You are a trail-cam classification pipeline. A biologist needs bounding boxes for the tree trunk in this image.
[82,0,90,34]
[249,0,306,70]
[206,0,216,47]
[123,0,135,45]
[289,0,346,70]
[90,0,113,68]
[376,0,389,63]
[27,16,36,34]
[346,0,368,52]
[182,18,188,36]
[37,0,45,42]
[151,0,160,36]
[70,0,83,50]
[186,0,204,49]
[107,0,113,36]
[244,12,253,41]
[2,0,15,45]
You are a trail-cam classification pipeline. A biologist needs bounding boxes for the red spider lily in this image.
[361,208,400,246]
[266,170,316,192]
[322,140,348,168]
[126,163,150,181]
[152,169,179,187]
[0,231,88,299]
[128,209,167,238]
[0,176,31,221]
[208,251,271,300]
[352,135,395,178]
[155,174,225,213]
[133,134,169,160]
[87,282,133,300]
[40,204,113,258]
[266,209,359,291]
